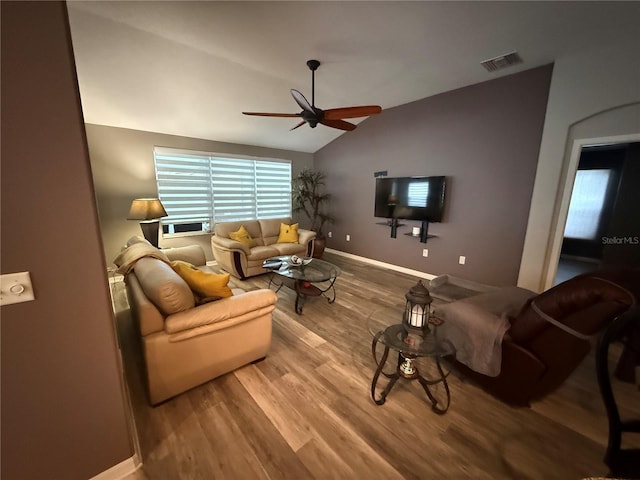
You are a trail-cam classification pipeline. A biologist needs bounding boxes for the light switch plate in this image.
[1,272,36,306]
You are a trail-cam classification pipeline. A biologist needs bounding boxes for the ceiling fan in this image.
[243,60,382,132]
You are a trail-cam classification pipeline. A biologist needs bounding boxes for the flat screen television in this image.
[374,176,446,222]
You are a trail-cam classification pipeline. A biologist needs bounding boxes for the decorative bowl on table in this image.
[289,255,312,266]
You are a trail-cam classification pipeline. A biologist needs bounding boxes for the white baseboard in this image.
[89,454,141,480]
[325,248,436,281]
[206,251,434,281]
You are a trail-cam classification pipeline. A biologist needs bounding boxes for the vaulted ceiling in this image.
[67,1,640,153]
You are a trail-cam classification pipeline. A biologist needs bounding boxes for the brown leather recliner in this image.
[437,269,637,406]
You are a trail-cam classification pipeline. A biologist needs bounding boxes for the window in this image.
[564,169,612,240]
[154,147,292,236]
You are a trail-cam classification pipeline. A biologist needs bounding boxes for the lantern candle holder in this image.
[400,280,433,375]
[403,280,433,333]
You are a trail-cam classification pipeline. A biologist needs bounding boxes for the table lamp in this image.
[127,198,167,248]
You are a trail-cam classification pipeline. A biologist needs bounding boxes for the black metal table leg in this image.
[321,273,338,304]
[371,333,451,412]
[294,289,305,314]
[371,340,400,405]
[267,273,284,293]
[417,358,451,414]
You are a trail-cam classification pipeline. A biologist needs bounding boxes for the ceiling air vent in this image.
[480,51,523,72]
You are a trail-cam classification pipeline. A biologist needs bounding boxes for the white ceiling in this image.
[67,1,640,154]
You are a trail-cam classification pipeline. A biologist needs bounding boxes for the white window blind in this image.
[564,169,611,240]
[154,151,213,226]
[154,147,291,234]
[256,160,294,219]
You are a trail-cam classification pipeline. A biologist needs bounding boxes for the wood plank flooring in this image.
[112,252,640,480]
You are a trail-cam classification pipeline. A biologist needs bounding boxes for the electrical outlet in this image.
[459,256,466,265]
[346,234,351,242]
[422,249,428,257]
[328,231,332,238]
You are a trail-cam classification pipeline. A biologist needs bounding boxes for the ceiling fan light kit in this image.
[243,59,382,132]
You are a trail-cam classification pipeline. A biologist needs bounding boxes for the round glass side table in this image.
[368,306,455,414]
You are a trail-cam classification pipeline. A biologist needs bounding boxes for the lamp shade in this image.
[127,198,167,221]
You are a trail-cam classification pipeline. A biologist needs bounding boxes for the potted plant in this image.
[292,168,334,258]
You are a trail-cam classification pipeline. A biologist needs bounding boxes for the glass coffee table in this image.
[263,256,340,314]
[368,306,455,414]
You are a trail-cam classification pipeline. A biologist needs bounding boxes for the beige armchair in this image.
[117,237,277,405]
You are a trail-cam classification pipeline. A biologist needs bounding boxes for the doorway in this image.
[554,141,640,285]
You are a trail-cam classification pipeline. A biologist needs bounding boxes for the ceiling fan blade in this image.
[290,120,306,131]
[243,112,301,117]
[320,119,357,131]
[291,89,315,114]
[323,105,382,120]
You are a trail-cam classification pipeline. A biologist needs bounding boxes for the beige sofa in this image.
[117,237,277,405]
[211,217,316,279]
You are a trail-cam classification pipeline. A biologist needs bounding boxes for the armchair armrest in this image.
[165,289,277,335]
[298,228,316,246]
[211,235,251,255]
[163,245,206,266]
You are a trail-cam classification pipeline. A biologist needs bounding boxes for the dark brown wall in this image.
[315,65,553,286]
[1,2,133,479]
[602,142,640,267]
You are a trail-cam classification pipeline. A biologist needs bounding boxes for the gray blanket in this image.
[113,242,170,275]
[433,286,536,376]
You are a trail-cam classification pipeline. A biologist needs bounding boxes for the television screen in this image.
[374,176,446,222]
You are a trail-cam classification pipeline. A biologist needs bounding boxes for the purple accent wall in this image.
[315,65,553,285]
[1,2,133,478]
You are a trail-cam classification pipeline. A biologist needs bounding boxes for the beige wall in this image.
[519,41,640,291]
[86,124,313,263]
[1,2,133,479]
[86,124,314,264]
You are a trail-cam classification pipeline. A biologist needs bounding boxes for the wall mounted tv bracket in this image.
[377,219,435,242]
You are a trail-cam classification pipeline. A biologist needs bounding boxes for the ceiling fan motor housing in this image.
[301,107,324,127]
[306,59,320,71]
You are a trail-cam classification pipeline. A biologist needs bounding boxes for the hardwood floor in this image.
[113,252,639,480]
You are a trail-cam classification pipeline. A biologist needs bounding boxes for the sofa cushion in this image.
[271,243,307,256]
[228,225,255,247]
[134,257,195,315]
[162,245,207,266]
[171,260,233,300]
[259,217,292,245]
[215,220,263,246]
[247,245,281,260]
[164,289,278,336]
[277,222,299,243]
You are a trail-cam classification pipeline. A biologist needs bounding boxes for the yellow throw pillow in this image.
[229,225,253,246]
[170,261,233,300]
[277,223,299,243]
